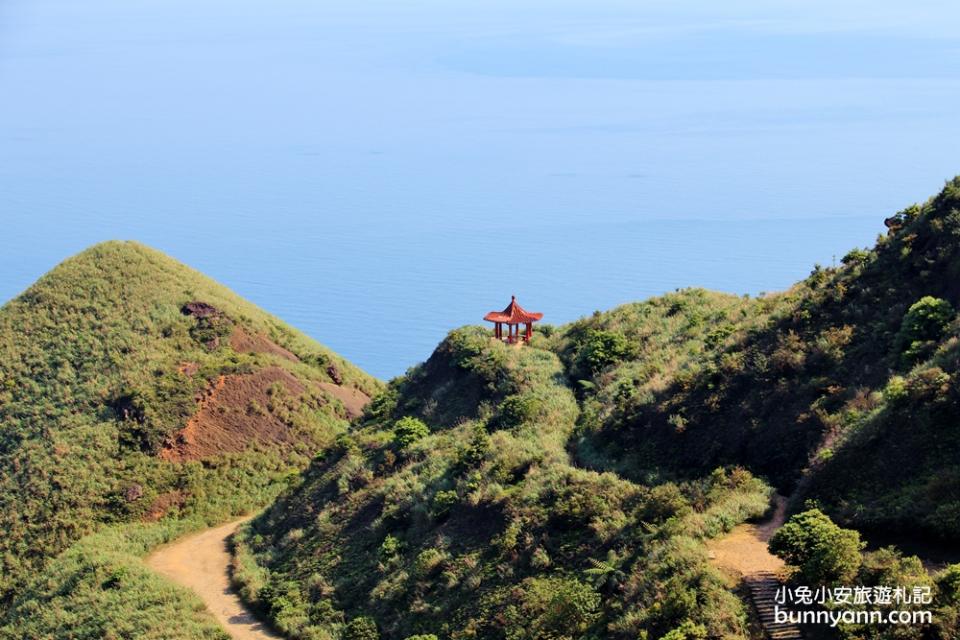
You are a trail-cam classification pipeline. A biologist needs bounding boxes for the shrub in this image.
[414,548,447,578]
[937,564,960,607]
[906,366,951,401]
[431,490,458,519]
[459,424,490,467]
[643,483,692,523]
[841,248,871,267]
[530,547,551,569]
[504,576,600,639]
[393,416,429,448]
[496,394,542,429]
[379,534,401,561]
[579,329,634,374]
[897,296,954,364]
[343,617,379,640]
[769,509,863,584]
[704,324,735,350]
[883,375,909,403]
[661,620,709,640]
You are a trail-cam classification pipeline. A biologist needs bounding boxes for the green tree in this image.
[769,509,863,584]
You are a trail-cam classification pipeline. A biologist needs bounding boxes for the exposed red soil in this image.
[229,327,300,362]
[317,382,370,419]
[160,367,306,462]
[143,490,188,522]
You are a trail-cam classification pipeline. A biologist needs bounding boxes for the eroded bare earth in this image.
[160,367,305,461]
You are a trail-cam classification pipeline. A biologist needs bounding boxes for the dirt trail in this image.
[708,494,788,576]
[707,495,803,640]
[146,518,280,640]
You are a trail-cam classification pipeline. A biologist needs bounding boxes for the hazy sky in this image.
[2,0,959,376]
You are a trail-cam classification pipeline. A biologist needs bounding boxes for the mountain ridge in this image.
[234,178,960,640]
[0,240,380,607]
[3,177,960,640]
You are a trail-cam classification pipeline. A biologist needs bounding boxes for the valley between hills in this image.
[3,179,960,640]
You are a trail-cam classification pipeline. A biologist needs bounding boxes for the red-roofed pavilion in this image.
[484,296,543,344]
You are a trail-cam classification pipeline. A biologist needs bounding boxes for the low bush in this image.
[393,416,430,448]
[769,509,863,584]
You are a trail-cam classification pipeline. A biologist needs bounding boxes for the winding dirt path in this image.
[707,494,788,577]
[146,518,280,640]
[707,495,803,640]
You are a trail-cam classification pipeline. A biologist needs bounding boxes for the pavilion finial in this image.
[511,295,516,301]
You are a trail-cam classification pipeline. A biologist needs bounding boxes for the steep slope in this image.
[552,177,960,542]
[0,241,380,607]
[236,328,771,640]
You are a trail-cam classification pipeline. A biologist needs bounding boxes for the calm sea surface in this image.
[2,0,959,378]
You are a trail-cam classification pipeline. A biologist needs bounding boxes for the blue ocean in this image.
[2,0,959,378]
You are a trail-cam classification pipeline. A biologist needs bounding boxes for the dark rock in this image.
[327,363,343,385]
[181,301,222,318]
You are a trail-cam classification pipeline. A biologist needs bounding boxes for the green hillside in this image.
[4,179,960,640]
[238,179,960,640]
[236,327,771,640]
[559,177,960,542]
[0,242,379,629]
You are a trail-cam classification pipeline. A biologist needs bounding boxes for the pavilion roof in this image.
[483,296,543,324]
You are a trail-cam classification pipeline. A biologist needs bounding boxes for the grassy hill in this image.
[0,242,379,635]
[556,177,960,543]
[237,179,960,640]
[235,327,771,640]
[4,179,960,640]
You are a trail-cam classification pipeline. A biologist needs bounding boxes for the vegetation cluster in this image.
[0,242,379,637]
[6,179,960,640]
[549,179,960,542]
[236,327,772,640]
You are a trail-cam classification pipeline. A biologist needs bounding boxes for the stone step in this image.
[745,573,804,640]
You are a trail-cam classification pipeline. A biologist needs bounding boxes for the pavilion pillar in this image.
[483,297,543,347]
